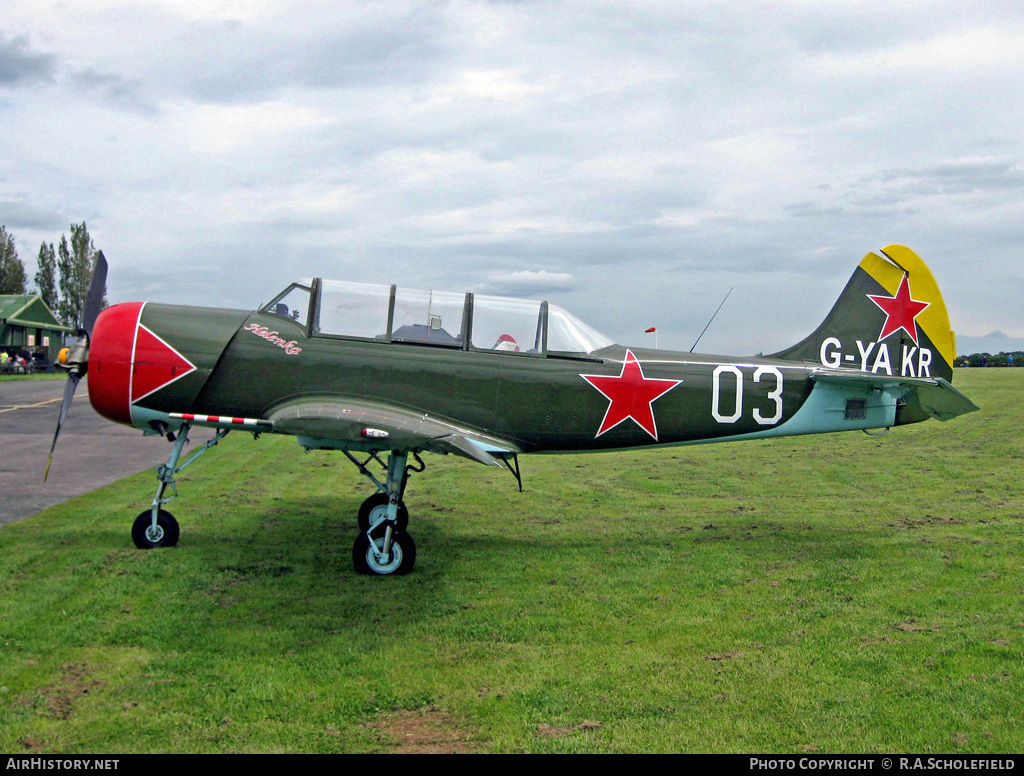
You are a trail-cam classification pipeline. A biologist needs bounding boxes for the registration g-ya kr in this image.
[50,245,978,575]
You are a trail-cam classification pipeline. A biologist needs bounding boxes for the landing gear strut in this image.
[131,421,230,549]
[345,449,423,575]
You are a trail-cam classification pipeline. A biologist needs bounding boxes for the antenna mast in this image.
[689,287,733,353]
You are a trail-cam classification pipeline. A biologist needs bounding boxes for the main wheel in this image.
[357,493,409,533]
[131,509,180,549]
[352,531,416,576]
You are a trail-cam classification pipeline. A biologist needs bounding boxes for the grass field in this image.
[1,369,1020,753]
[0,372,63,382]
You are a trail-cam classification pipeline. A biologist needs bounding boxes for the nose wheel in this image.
[130,422,229,550]
[132,509,180,549]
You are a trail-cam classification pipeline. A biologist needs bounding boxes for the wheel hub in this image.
[367,538,403,574]
[145,524,165,542]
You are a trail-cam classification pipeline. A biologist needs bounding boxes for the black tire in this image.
[357,493,409,533]
[132,509,180,549]
[352,531,416,576]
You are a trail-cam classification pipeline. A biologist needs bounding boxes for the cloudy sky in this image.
[2,0,1022,354]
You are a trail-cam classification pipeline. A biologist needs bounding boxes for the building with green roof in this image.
[1,295,72,360]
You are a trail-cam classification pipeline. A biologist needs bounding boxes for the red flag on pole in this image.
[645,327,656,333]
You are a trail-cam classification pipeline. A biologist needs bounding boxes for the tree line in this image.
[957,352,1021,368]
[0,222,107,332]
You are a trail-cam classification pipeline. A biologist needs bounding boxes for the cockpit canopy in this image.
[261,279,614,356]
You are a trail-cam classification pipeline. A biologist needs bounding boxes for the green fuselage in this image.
[121,304,915,455]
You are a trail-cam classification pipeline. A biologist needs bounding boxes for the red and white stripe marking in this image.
[169,413,272,428]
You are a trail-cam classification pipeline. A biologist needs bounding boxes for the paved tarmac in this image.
[0,378,213,527]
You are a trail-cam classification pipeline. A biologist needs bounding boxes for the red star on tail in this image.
[867,275,930,346]
[581,350,681,440]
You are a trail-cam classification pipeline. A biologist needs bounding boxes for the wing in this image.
[810,370,979,422]
[266,397,519,466]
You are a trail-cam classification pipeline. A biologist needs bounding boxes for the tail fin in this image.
[770,245,956,383]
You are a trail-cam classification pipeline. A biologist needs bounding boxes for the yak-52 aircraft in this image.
[49,244,977,575]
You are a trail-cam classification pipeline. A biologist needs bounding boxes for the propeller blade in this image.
[44,372,81,482]
[82,251,108,337]
[45,250,107,481]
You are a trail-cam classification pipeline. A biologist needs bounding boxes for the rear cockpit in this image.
[261,279,613,357]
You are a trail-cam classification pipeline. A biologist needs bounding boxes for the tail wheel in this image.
[132,509,180,549]
[353,531,416,576]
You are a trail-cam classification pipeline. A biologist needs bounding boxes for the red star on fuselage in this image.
[867,275,930,346]
[580,349,682,440]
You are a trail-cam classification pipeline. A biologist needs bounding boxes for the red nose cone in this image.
[88,302,144,425]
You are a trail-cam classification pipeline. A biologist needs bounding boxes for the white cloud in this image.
[425,69,546,106]
[414,202,610,239]
[161,100,335,154]
[479,269,576,296]
[805,27,1024,78]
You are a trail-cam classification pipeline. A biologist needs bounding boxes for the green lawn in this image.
[0,369,1019,753]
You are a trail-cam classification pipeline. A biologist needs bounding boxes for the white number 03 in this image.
[711,365,784,425]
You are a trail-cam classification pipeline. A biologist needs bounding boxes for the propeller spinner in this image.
[44,251,108,482]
